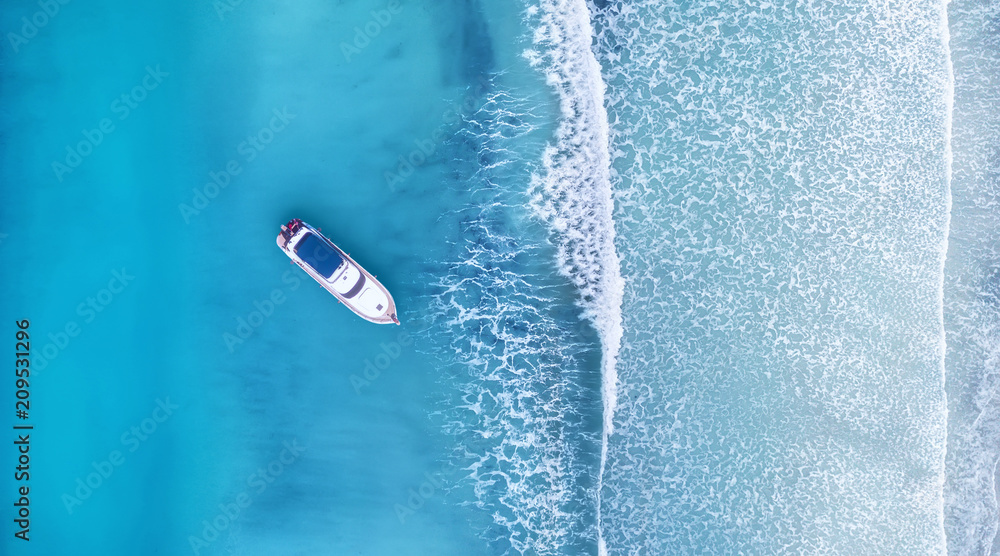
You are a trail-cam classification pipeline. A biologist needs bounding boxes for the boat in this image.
[276,218,399,325]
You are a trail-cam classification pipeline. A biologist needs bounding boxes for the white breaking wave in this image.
[522,1,625,553]
[938,0,954,551]
[941,0,1000,553]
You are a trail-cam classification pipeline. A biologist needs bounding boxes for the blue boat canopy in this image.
[295,233,344,278]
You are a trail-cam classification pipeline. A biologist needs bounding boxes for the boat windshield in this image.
[295,233,344,278]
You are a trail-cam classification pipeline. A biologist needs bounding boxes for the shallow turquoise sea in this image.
[1,1,580,554]
[4,0,1000,555]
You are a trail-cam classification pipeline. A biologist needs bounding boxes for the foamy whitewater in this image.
[586,0,954,552]
[427,0,1000,553]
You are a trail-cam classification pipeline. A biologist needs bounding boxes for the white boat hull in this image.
[277,219,399,325]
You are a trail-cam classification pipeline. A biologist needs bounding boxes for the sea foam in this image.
[588,0,951,553]
[522,1,625,550]
[426,85,605,555]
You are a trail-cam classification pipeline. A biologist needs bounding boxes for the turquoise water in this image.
[2,1,532,553]
[3,0,1000,555]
